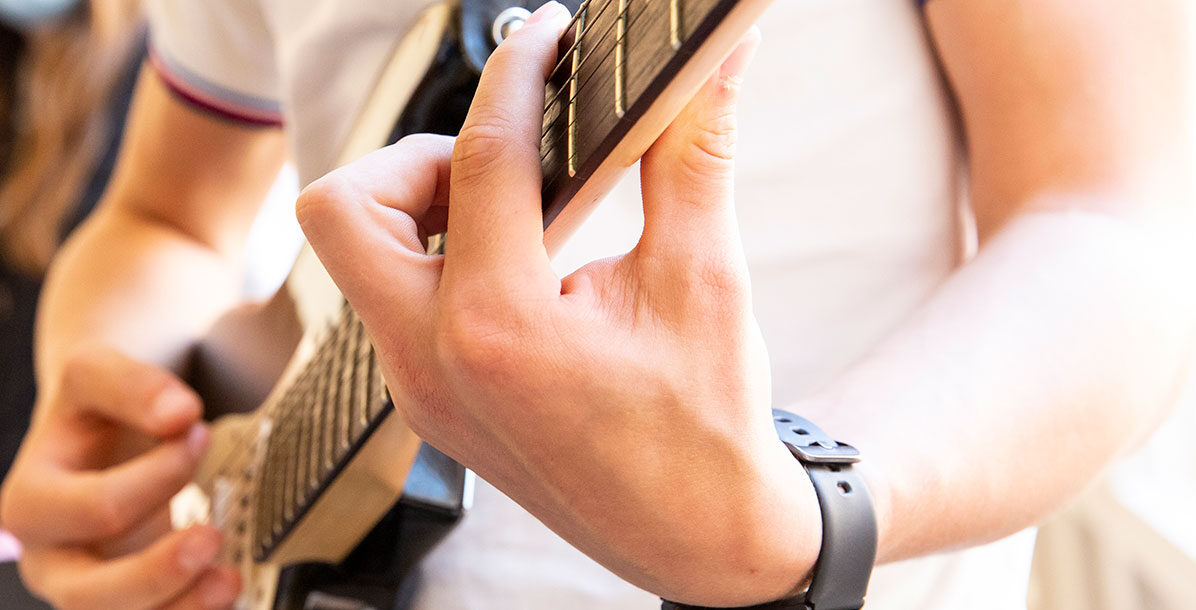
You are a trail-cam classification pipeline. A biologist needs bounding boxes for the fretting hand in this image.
[298,3,818,605]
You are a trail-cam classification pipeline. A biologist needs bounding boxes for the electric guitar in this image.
[177,0,773,607]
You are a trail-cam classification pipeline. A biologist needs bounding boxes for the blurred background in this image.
[0,2,1193,609]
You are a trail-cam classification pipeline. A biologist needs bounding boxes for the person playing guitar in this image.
[2,0,1193,608]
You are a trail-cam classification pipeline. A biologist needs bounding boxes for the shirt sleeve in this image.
[146,0,283,126]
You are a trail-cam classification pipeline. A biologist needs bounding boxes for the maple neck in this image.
[539,0,740,224]
[251,303,391,560]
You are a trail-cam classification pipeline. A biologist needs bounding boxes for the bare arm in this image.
[2,68,285,610]
[36,66,286,385]
[804,0,1196,563]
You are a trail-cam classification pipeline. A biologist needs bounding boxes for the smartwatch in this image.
[661,409,877,610]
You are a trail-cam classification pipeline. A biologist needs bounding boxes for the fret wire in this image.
[539,0,653,163]
[310,314,341,490]
[544,0,619,97]
[540,0,645,159]
[364,345,377,422]
[304,359,321,493]
[333,314,352,455]
[615,0,628,117]
[269,406,288,536]
[354,319,372,431]
[294,357,314,507]
[541,0,636,144]
[566,5,590,176]
[369,345,389,420]
[338,307,360,446]
[314,330,335,472]
[281,399,297,524]
[669,0,682,49]
[539,0,672,185]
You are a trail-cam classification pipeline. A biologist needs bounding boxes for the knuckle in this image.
[58,346,105,398]
[89,481,133,538]
[0,478,30,539]
[683,108,738,176]
[688,255,751,312]
[452,112,517,182]
[148,559,189,601]
[435,305,518,378]
[397,132,453,152]
[295,170,355,231]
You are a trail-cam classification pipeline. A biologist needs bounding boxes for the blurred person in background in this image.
[0,3,143,606]
[0,0,1193,609]
[0,0,143,483]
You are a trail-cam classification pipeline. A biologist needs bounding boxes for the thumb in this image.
[638,29,761,255]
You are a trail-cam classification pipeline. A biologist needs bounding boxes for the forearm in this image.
[798,195,1196,564]
[35,203,245,388]
[32,70,287,395]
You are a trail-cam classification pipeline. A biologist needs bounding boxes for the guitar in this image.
[177,0,773,607]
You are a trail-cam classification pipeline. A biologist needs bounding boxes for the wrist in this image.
[793,395,894,566]
[662,408,882,610]
[654,430,821,607]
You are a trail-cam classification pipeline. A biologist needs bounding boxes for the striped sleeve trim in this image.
[148,42,284,127]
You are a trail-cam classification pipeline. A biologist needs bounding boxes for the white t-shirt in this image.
[146,0,1037,607]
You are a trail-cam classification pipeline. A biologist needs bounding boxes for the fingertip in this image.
[177,526,221,575]
[151,385,202,435]
[525,1,570,29]
[719,28,762,82]
[185,424,211,460]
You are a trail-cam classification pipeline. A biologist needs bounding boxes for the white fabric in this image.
[147,0,1039,607]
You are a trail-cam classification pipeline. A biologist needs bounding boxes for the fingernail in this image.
[152,385,198,427]
[178,530,220,574]
[719,28,762,81]
[186,424,210,459]
[526,1,569,27]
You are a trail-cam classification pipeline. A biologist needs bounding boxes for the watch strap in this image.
[661,410,876,610]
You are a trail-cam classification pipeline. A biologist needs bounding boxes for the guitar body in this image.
[173,0,773,606]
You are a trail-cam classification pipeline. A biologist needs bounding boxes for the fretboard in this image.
[251,302,391,560]
[540,0,739,224]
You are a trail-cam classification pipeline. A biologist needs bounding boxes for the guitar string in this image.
[539,0,626,137]
[539,0,653,163]
[544,0,601,88]
[538,0,662,189]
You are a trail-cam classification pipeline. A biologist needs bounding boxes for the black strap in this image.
[662,410,876,610]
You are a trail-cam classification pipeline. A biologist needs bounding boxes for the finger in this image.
[638,29,761,257]
[19,525,225,610]
[55,346,201,438]
[297,134,452,323]
[158,566,241,610]
[442,1,571,289]
[5,426,206,544]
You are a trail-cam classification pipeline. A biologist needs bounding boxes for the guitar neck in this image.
[252,303,391,561]
[540,0,750,231]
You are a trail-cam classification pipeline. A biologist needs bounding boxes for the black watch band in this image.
[661,409,877,610]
